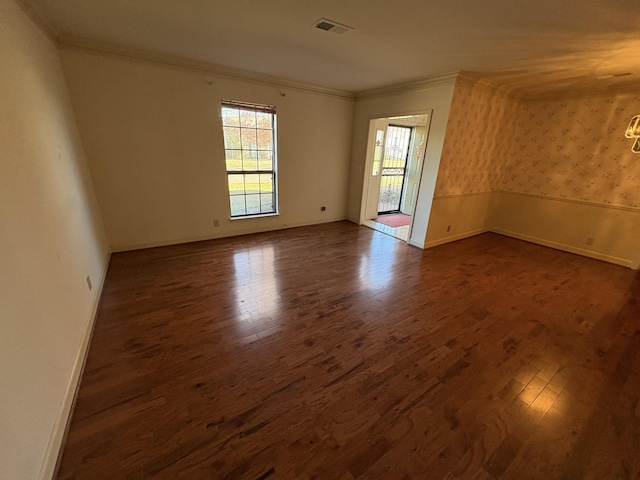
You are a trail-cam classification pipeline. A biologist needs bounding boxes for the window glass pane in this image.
[257,129,272,151]
[260,173,273,193]
[222,108,240,127]
[229,196,246,217]
[256,112,271,129]
[223,127,241,149]
[225,149,242,171]
[260,193,274,213]
[244,174,260,195]
[239,109,256,128]
[242,150,258,171]
[228,174,245,196]
[245,194,261,214]
[258,151,272,171]
[241,128,257,150]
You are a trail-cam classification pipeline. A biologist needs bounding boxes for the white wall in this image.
[348,80,456,247]
[60,48,355,251]
[0,1,109,479]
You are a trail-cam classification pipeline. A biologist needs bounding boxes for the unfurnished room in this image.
[2,0,640,479]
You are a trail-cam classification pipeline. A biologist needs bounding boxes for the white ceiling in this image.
[23,0,640,95]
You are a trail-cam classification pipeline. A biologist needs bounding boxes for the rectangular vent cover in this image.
[313,18,353,34]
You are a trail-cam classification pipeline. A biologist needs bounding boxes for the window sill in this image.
[229,212,280,221]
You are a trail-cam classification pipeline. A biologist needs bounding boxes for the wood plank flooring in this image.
[57,222,640,479]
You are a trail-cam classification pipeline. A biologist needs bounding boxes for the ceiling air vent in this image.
[313,18,353,35]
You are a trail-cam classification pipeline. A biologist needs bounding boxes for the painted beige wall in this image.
[0,1,109,479]
[348,80,456,248]
[60,48,355,250]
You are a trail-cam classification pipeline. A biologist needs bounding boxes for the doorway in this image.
[378,125,412,214]
[360,114,431,242]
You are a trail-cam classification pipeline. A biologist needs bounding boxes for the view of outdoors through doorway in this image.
[361,114,430,242]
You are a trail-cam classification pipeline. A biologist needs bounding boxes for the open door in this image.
[363,118,389,221]
[378,125,412,214]
[400,125,428,215]
[359,113,431,243]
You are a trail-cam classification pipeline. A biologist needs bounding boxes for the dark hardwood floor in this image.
[57,222,640,479]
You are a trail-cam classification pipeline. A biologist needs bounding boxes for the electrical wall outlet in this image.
[447,225,451,232]
[320,206,326,213]
[586,237,595,246]
[213,219,220,227]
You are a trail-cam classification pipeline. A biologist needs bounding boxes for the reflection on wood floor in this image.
[363,218,410,241]
[58,221,640,479]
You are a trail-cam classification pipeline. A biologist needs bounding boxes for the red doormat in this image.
[374,214,411,228]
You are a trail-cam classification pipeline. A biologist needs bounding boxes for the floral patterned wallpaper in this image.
[434,76,515,196]
[435,74,640,209]
[502,94,640,208]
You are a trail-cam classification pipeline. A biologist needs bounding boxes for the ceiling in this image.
[22,0,640,96]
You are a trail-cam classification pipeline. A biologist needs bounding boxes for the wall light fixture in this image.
[625,115,640,152]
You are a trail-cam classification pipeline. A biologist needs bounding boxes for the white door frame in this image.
[359,110,433,243]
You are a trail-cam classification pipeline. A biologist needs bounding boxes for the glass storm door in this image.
[378,125,412,214]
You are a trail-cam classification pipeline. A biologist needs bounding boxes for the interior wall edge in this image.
[12,0,58,45]
[425,191,497,247]
[424,228,490,249]
[38,251,112,480]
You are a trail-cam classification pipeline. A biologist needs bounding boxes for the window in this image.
[221,100,277,217]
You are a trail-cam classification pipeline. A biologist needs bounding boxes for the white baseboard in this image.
[421,226,637,270]
[39,251,111,480]
[423,228,489,249]
[111,217,348,252]
[408,238,425,249]
[490,228,635,269]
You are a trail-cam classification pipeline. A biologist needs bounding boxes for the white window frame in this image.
[221,100,278,218]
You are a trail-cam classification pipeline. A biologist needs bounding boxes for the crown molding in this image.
[355,72,459,100]
[455,71,520,99]
[515,82,640,103]
[58,35,356,100]
[13,0,58,45]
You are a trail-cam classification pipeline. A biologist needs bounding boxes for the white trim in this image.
[58,36,355,100]
[356,73,458,100]
[498,190,640,213]
[38,250,111,480]
[433,190,497,200]
[110,218,348,252]
[408,238,425,249]
[229,212,280,221]
[434,190,640,212]
[423,228,489,249]
[490,228,635,269]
